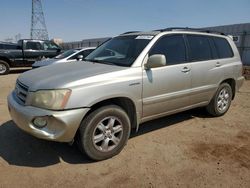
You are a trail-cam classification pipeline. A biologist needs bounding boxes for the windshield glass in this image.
[85,35,153,66]
[55,49,78,59]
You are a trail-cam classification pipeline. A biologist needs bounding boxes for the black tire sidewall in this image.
[79,105,131,161]
[0,60,10,75]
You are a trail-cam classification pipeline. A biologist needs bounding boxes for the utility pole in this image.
[30,0,49,40]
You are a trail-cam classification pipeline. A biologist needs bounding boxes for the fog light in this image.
[33,117,47,128]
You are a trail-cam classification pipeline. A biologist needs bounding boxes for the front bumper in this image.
[7,92,89,142]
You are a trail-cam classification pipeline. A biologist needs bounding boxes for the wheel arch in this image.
[220,78,236,100]
[0,56,11,66]
[82,97,138,130]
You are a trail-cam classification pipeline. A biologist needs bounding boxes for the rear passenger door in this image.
[186,35,232,104]
[23,41,43,65]
[142,34,192,118]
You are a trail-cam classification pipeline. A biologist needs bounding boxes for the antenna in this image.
[30,0,49,40]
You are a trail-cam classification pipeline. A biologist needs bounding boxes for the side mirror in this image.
[144,54,166,69]
[76,55,84,61]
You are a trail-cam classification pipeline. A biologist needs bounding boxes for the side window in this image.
[187,35,212,61]
[208,37,219,59]
[69,51,84,60]
[26,42,42,50]
[82,49,95,57]
[149,35,186,65]
[213,37,234,58]
[44,42,59,50]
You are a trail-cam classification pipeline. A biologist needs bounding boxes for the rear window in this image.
[187,35,212,61]
[213,37,234,58]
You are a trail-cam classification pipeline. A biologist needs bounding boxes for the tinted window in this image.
[26,42,42,50]
[187,35,212,61]
[149,35,186,65]
[208,37,219,59]
[213,37,233,58]
[80,49,95,57]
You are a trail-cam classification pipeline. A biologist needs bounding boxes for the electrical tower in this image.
[30,0,49,40]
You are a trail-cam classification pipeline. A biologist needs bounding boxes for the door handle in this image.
[215,62,221,67]
[181,67,190,73]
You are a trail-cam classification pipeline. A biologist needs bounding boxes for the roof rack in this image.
[155,27,225,35]
[122,31,141,35]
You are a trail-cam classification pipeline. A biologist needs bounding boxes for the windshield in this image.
[54,49,78,59]
[85,35,153,66]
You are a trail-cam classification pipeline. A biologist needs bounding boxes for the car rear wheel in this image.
[206,83,232,116]
[0,60,10,75]
[77,105,131,161]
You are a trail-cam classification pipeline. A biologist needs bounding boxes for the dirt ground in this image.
[0,69,250,188]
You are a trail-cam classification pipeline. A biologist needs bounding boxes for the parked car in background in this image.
[8,28,244,161]
[0,39,61,75]
[32,47,95,68]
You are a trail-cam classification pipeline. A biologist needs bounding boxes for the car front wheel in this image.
[77,105,131,161]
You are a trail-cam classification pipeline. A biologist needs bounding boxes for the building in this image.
[51,38,63,46]
[62,37,110,50]
[62,23,250,65]
[204,23,250,65]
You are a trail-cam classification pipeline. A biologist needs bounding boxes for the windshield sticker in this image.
[135,35,154,40]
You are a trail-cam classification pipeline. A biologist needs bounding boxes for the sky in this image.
[1,0,250,42]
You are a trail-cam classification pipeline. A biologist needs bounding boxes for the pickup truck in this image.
[0,39,61,75]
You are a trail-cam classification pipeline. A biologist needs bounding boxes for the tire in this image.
[206,83,233,117]
[77,105,131,161]
[0,60,10,75]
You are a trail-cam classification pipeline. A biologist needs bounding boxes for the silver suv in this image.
[8,28,244,160]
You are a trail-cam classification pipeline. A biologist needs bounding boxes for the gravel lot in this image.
[0,69,250,188]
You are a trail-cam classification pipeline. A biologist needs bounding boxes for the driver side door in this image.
[142,34,192,119]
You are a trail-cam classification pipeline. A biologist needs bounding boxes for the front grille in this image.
[15,80,29,105]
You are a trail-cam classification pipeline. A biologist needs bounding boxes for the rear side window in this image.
[187,35,212,61]
[213,37,233,58]
[149,35,186,65]
[26,42,42,50]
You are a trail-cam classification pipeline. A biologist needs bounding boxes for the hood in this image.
[33,58,59,67]
[18,61,126,91]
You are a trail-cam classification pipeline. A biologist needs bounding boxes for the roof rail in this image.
[122,31,140,35]
[155,27,225,35]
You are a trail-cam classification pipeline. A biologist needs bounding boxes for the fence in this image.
[61,37,111,50]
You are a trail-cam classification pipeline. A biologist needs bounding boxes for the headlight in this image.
[27,89,71,110]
